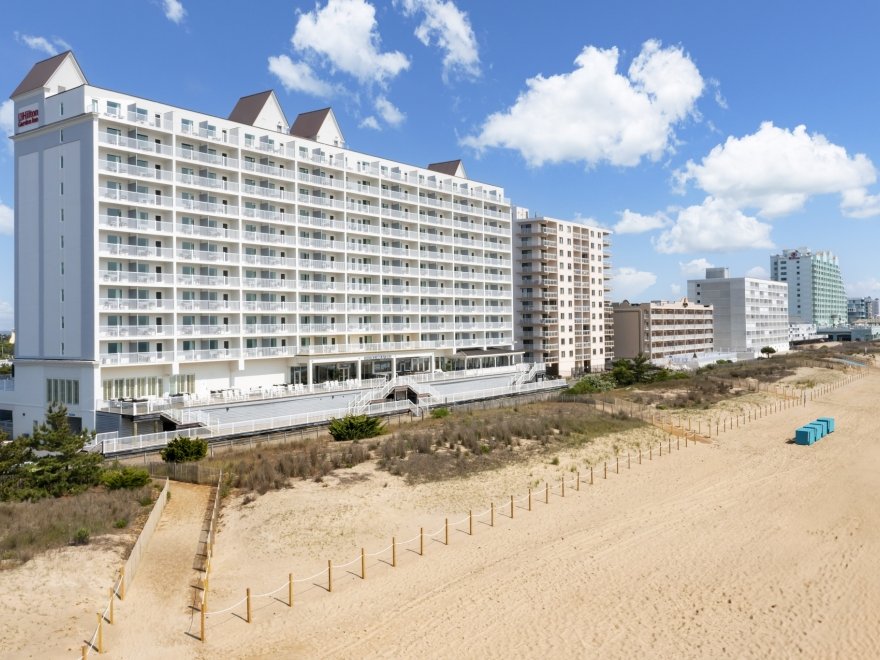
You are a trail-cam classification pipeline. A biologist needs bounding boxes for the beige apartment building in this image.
[612,298,714,361]
[514,213,611,377]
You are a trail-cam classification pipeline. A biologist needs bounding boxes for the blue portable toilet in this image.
[817,417,835,433]
[806,421,825,440]
[795,426,815,445]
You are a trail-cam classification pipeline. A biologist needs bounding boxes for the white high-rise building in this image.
[770,247,847,326]
[513,213,611,377]
[687,267,789,358]
[3,51,516,436]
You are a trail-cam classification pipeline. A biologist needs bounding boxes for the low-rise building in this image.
[847,296,880,323]
[612,298,713,362]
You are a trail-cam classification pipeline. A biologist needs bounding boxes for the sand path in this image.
[104,481,210,658]
[197,367,879,659]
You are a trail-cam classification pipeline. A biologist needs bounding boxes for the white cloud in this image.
[268,55,337,97]
[163,0,186,24]
[0,300,12,331]
[375,95,405,126]
[670,284,682,296]
[14,32,69,56]
[708,77,727,110]
[746,266,769,279]
[654,197,774,254]
[359,116,380,130]
[399,0,480,81]
[614,209,668,234]
[847,277,880,298]
[0,199,13,235]
[675,122,878,217]
[609,267,657,302]
[462,40,703,167]
[679,257,714,276]
[1,100,13,138]
[290,0,410,86]
[840,188,880,219]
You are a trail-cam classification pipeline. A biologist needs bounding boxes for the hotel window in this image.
[46,378,80,405]
[106,101,121,117]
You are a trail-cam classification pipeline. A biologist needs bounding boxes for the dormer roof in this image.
[427,159,467,178]
[10,51,87,99]
[228,90,289,132]
[290,107,345,147]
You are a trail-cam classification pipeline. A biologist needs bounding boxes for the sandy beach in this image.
[3,364,878,659]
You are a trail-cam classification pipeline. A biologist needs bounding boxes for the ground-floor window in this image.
[47,378,79,405]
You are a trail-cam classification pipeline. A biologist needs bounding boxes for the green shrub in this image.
[565,373,616,394]
[328,415,387,441]
[101,465,151,490]
[113,518,128,529]
[138,494,154,506]
[72,527,90,545]
[160,436,208,463]
[431,407,450,419]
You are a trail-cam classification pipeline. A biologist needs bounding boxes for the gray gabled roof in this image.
[228,90,276,125]
[290,107,332,139]
[10,51,82,98]
[427,159,466,178]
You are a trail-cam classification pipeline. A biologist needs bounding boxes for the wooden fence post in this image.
[289,573,293,607]
[119,567,126,600]
[200,597,206,642]
[604,462,607,479]
[639,449,642,465]
[491,502,495,526]
[576,471,580,491]
[590,466,594,484]
[420,528,424,556]
[561,476,565,498]
[108,589,114,624]
[628,453,631,469]
[510,495,515,518]
[392,538,397,567]
[616,457,619,474]
[97,613,103,654]
[545,483,549,504]
[328,560,333,591]
[246,588,252,623]
[445,519,449,546]
[362,547,366,579]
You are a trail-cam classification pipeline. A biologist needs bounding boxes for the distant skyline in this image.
[2,0,879,328]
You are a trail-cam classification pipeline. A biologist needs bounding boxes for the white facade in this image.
[770,247,847,326]
[4,52,515,436]
[687,267,789,358]
[513,214,611,377]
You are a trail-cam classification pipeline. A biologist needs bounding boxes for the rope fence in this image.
[587,368,866,441]
[170,368,868,645]
[197,431,707,641]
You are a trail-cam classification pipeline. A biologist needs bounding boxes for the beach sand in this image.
[5,365,878,658]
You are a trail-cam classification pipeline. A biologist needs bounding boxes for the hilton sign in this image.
[16,105,40,130]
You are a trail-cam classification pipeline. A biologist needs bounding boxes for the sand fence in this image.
[78,477,170,657]
[195,368,868,644]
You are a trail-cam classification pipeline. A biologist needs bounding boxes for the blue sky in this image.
[2,0,880,329]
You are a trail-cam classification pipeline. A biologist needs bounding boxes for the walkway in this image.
[105,482,210,659]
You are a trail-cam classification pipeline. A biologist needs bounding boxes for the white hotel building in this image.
[3,52,517,436]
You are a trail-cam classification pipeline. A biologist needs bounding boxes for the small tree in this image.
[760,346,777,359]
[160,436,208,463]
[329,415,386,441]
